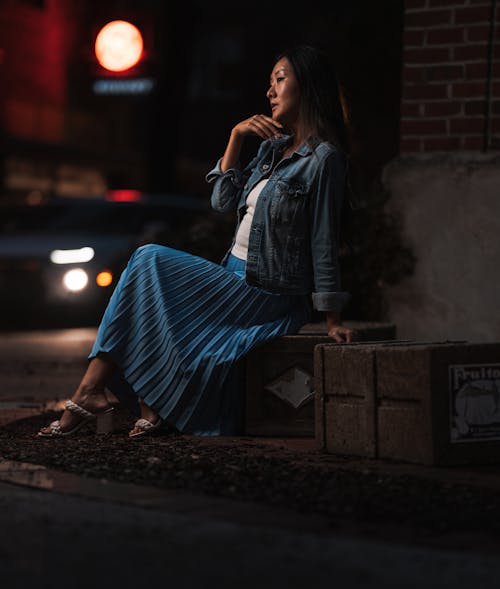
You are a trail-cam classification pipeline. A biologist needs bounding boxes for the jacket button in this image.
[262,164,269,170]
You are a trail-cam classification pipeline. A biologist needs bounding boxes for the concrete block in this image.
[316,340,500,465]
[245,336,321,437]
[244,321,397,437]
[315,341,403,456]
[377,404,429,464]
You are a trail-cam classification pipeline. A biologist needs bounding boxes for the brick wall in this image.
[401,0,500,153]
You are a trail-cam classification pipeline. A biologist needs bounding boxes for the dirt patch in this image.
[3,406,500,551]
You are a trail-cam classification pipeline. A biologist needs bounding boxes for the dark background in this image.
[0,0,404,196]
[104,0,405,198]
[0,0,410,325]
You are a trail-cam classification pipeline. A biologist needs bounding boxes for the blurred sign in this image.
[93,78,154,95]
[4,157,107,200]
[92,19,154,96]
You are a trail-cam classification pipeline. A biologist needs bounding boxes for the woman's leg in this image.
[38,353,117,435]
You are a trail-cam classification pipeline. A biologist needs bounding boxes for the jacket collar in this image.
[271,134,317,157]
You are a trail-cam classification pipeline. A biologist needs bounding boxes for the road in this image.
[0,327,97,408]
[3,474,500,589]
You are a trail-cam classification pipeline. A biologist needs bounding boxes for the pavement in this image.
[2,327,500,587]
[5,475,500,589]
[3,456,500,589]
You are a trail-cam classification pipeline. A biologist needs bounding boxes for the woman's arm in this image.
[220,130,245,173]
[221,114,283,172]
[309,150,357,343]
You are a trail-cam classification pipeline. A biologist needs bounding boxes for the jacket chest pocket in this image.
[271,180,310,224]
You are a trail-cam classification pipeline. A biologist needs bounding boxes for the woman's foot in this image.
[128,399,162,438]
[38,387,113,437]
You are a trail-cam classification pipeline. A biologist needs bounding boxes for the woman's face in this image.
[267,57,300,130]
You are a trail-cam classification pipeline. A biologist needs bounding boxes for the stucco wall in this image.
[381,153,500,342]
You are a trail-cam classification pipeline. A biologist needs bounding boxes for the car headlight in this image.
[50,247,95,264]
[96,270,113,287]
[63,268,89,292]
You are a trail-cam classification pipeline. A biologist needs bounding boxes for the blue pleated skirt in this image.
[88,244,312,435]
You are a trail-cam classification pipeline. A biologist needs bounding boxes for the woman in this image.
[38,44,357,439]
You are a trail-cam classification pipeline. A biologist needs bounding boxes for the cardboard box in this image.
[243,321,397,437]
[315,340,500,465]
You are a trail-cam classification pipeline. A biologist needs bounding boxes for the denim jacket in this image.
[205,135,351,312]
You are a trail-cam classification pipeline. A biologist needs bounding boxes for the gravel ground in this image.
[3,406,500,550]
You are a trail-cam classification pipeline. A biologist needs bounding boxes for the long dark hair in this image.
[274,44,350,156]
[275,44,359,253]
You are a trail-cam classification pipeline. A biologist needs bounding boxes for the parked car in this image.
[0,194,210,328]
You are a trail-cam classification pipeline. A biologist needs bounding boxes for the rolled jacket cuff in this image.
[205,159,243,187]
[312,291,351,312]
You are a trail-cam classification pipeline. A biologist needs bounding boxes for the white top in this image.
[231,178,269,261]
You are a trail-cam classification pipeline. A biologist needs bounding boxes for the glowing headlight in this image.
[63,268,88,292]
[50,247,95,264]
[96,271,113,287]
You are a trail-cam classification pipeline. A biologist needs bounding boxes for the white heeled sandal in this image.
[128,417,163,439]
[38,399,115,438]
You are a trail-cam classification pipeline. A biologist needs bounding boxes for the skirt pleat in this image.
[89,244,312,435]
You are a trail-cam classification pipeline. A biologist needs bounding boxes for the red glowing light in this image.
[95,20,143,72]
[106,190,143,202]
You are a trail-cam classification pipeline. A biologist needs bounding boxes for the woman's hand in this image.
[232,114,284,141]
[327,324,358,343]
[221,115,284,172]
[326,312,358,344]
